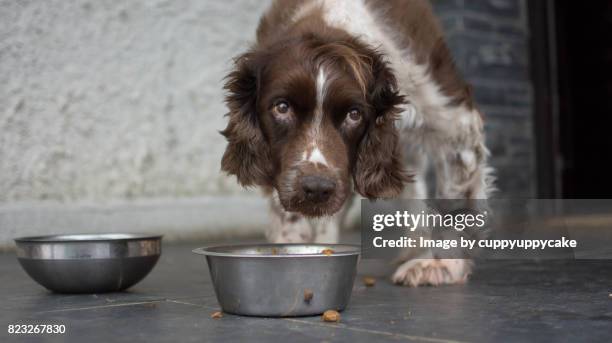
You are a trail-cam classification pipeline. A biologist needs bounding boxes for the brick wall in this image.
[431,0,535,198]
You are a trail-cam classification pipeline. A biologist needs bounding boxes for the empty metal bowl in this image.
[15,233,162,293]
[193,244,360,317]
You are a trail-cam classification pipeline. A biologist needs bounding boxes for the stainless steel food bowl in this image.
[15,233,162,293]
[193,244,360,317]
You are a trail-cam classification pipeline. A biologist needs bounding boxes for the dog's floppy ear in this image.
[353,53,411,198]
[220,51,273,187]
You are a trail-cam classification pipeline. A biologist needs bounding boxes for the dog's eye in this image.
[346,108,362,123]
[273,101,291,116]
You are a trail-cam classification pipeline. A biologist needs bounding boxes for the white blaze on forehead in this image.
[316,69,327,104]
[301,146,329,167]
[314,68,327,132]
[298,68,330,168]
[309,147,328,166]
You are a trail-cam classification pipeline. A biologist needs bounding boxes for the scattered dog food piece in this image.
[211,311,223,319]
[363,276,376,287]
[304,289,314,303]
[322,310,341,322]
[321,249,334,256]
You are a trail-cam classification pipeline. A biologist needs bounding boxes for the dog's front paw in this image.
[392,258,472,287]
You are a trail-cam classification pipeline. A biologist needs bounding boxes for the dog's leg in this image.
[393,93,494,286]
[392,252,473,287]
[393,134,432,263]
[266,194,314,243]
[401,139,428,199]
[431,130,494,200]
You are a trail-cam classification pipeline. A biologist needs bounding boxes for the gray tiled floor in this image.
[2,240,612,343]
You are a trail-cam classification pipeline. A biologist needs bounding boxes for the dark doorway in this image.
[530,0,612,198]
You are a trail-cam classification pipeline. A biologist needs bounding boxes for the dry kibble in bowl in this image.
[322,310,341,322]
[321,249,334,256]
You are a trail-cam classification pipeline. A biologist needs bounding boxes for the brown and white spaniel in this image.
[220,0,495,287]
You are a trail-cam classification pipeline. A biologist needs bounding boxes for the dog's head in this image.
[221,33,410,217]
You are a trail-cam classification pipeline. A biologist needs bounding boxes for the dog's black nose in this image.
[301,175,336,203]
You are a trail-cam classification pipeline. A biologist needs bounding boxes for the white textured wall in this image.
[0,0,272,246]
